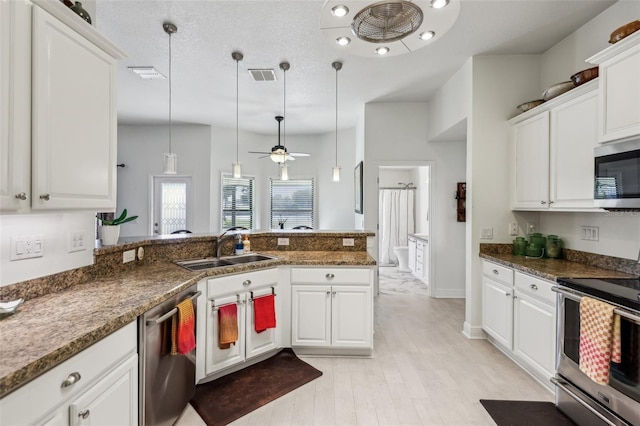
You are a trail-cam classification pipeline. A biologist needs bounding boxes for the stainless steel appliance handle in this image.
[146,291,202,326]
[552,286,640,324]
[551,377,630,426]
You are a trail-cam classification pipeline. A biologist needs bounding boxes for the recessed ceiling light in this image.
[336,36,351,46]
[430,0,449,9]
[419,30,435,40]
[331,5,349,17]
[128,66,166,80]
[375,46,390,55]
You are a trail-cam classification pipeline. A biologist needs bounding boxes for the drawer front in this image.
[0,321,136,425]
[515,271,555,305]
[291,267,371,285]
[207,268,278,297]
[482,261,514,286]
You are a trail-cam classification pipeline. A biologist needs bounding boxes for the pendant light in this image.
[163,22,177,174]
[279,62,290,179]
[232,51,243,178]
[332,61,342,182]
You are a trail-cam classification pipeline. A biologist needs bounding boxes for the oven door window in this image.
[563,298,640,403]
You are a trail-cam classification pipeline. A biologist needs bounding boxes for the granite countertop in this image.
[480,252,637,282]
[0,250,376,398]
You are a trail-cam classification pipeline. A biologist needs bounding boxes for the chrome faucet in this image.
[215,230,237,258]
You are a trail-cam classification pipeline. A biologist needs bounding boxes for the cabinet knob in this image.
[61,372,81,388]
[326,273,335,279]
[78,409,90,419]
[39,193,51,201]
[529,284,538,290]
[242,280,251,286]
[505,292,511,297]
[326,291,331,295]
[549,201,555,204]
[492,269,499,275]
[540,200,547,205]
[14,192,27,200]
[332,291,337,295]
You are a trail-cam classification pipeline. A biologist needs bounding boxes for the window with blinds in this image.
[222,176,254,230]
[270,178,314,229]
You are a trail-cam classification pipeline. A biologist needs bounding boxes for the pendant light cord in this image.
[168,30,172,155]
[335,66,338,167]
[236,56,239,163]
[283,67,286,148]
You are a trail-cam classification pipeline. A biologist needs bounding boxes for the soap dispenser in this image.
[235,234,244,255]
[243,234,251,254]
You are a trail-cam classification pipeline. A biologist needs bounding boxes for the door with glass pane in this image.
[152,176,192,235]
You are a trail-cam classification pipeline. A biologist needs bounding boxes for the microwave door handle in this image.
[552,287,640,324]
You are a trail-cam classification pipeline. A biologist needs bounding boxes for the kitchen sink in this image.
[175,253,276,271]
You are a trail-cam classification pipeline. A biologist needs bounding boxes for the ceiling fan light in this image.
[270,152,287,163]
[164,153,177,174]
[331,5,349,17]
[336,36,351,46]
[376,46,390,55]
[419,30,435,40]
[280,163,289,181]
[232,162,242,178]
[332,166,341,182]
[430,0,449,8]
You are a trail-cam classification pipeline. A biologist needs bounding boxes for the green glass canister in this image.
[513,237,527,256]
[546,235,562,258]
[526,243,543,257]
[530,233,546,248]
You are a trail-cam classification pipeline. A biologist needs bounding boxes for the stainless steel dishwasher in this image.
[139,285,200,426]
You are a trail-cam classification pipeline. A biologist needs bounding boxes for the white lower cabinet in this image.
[196,268,280,381]
[0,322,138,426]
[481,261,556,389]
[291,267,373,354]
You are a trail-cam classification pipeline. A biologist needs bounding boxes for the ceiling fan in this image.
[249,116,310,163]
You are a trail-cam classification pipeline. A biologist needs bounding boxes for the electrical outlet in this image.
[10,235,44,260]
[580,225,599,241]
[343,238,355,246]
[526,222,536,234]
[68,231,86,253]
[509,223,518,236]
[123,249,136,263]
[480,227,493,239]
[137,247,145,261]
[277,238,289,246]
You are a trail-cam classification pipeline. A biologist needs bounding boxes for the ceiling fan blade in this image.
[248,151,271,155]
[289,152,310,157]
[286,155,295,161]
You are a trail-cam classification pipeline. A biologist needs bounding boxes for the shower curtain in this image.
[379,189,415,266]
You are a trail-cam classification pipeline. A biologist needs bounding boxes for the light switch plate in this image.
[480,227,493,239]
[123,249,136,263]
[10,235,44,261]
[277,238,289,246]
[343,238,355,246]
[509,223,518,236]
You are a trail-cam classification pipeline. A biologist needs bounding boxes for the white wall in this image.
[427,59,472,142]
[415,166,430,234]
[0,213,95,286]
[363,102,466,298]
[116,124,212,237]
[540,1,640,92]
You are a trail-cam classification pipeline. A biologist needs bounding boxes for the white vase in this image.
[101,225,120,245]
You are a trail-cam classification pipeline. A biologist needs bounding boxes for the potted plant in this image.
[99,209,138,245]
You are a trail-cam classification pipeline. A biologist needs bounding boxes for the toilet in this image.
[393,246,410,272]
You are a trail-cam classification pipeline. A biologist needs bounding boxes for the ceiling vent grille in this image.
[248,69,277,82]
[128,66,166,80]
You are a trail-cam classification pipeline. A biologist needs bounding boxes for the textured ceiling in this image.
[95,0,615,135]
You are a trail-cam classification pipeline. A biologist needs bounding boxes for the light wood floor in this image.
[176,268,553,425]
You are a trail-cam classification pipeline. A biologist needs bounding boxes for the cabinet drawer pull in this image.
[326,273,335,279]
[78,409,90,419]
[61,372,81,388]
[39,193,50,201]
[492,269,499,275]
[242,280,251,286]
[529,284,538,290]
[14,192,27,200]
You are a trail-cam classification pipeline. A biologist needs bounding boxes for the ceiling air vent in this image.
[128,66,166,80]
[248,69,277,82]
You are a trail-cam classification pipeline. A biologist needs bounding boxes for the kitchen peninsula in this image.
[0,230,375,422]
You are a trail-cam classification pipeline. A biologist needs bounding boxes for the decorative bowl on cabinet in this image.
[542,81,575,101]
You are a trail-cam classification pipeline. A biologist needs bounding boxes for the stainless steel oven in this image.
[594,138,640,210]
[553,278,640,426]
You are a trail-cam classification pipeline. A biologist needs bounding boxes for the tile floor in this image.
[176,267,553,425]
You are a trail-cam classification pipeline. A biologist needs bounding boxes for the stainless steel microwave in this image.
[594,138,640,209]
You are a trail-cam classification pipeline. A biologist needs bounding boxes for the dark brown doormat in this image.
[480,399,577,426]
[190,349,322,425]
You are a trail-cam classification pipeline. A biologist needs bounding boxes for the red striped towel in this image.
[171,298,196,355]
[218,303,238,350]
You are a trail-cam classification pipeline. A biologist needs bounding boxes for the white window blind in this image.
[222,176,254,230]
[270,178,314,229]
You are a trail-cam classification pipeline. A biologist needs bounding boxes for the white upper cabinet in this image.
[587,31,640,143]
[510,81,601,211]
[0,0,125,212]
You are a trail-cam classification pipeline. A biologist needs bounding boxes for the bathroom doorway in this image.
[377,165,431,292]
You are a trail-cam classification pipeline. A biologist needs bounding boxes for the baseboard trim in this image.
[462,322,486,339]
